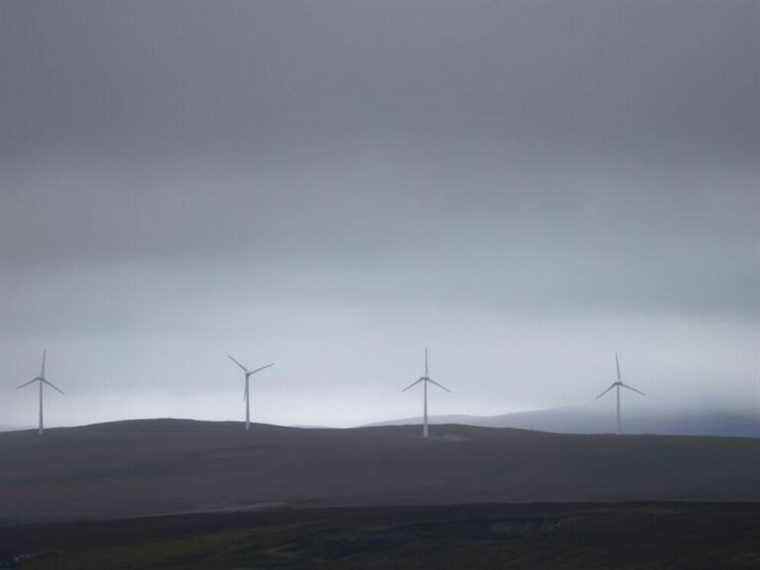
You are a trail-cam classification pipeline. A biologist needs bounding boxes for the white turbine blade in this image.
[41,349,47,378]
[227,354,249,373]
[621,383,645,396]
[402,377,424,392]
[42,378,64,395]
[17,377,39,389]
[427,378,451,392]
[596,383,616,400]
[250,363,275,375]
[615,352,621,380]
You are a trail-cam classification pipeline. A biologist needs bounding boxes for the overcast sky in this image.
[1,1,759,428]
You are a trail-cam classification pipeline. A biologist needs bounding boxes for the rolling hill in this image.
[370,406,760,438]
[3,418,760,523]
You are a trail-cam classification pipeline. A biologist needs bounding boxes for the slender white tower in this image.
[402,348,451,438]
[227,355,274,431]
[17,350,64,435]
[596,352,645,434]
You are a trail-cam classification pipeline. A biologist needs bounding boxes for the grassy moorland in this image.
[4,420,760,568]
[5,503,760,569]
[3,419,760,523]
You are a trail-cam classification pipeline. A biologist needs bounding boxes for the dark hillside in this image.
[3,419,760,523]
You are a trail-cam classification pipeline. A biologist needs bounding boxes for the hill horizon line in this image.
[4,408,760,440]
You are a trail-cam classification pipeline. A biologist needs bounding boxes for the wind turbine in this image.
[402,348,451,438]
[16,350,64,435]
[596,352,645,434]
[227,354,274,431]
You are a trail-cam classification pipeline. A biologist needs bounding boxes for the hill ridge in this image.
[4,416,760,523]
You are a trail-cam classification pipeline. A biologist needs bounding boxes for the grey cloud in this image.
[1,1,758,156]
[1,1,758,428]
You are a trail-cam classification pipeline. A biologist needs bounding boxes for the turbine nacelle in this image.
[402,376,451,393]
[596,381,645,400]
[246,363,275,377]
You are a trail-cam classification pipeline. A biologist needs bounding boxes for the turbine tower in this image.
[402,348,451,438]
[595,352,645,434]
[227,354,274,431]
[16,349,64,435]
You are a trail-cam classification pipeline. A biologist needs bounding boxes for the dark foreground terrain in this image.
[4,419,760,523]
[3,503,760,569]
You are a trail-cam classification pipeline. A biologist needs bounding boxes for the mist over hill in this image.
[369,406,760,438]
[0,425,28,432]
[4,418,760,524]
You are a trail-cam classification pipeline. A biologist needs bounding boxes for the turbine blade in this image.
[227,354,249,373]
[17,377,39,389]
[250,363,275,375]
[615,352,621,380]
[41,349,47,378]
[42,378,64,395]
[596,383,616,400]
[402,377,424,392]
[427,378,451,392]
[621,383,645,396]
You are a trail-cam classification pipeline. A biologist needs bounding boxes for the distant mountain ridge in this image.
[367,406,760,438]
